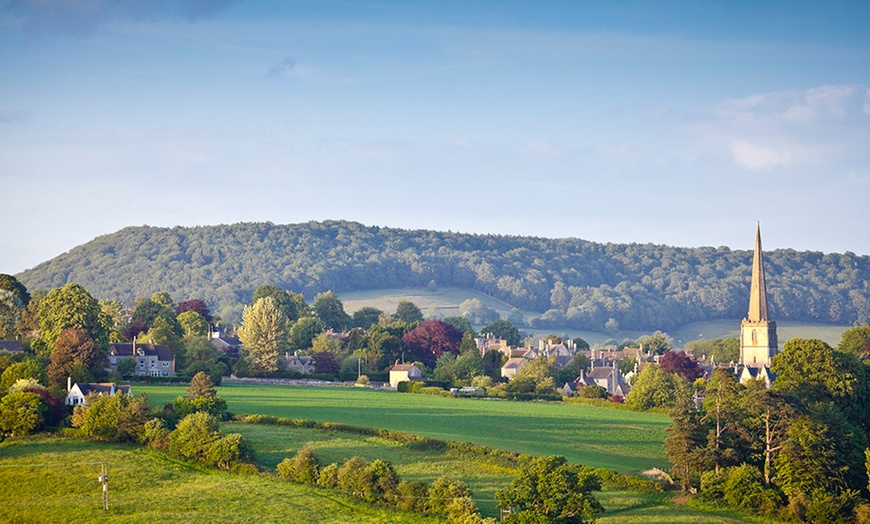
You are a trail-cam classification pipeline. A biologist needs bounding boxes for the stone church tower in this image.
[740,223,778,368]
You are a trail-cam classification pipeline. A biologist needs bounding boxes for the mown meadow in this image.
[138,383,670,472]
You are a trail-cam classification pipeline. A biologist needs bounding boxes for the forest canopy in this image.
[16,220,870,329]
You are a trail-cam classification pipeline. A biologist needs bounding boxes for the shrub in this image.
[71,393,151,443]
[396,480,429,512]
[0,391,44,436]
[208,433,253,469]
[428,477,480,523]
[278,444,320,484]
[318,462,339,489]
[169,411,251,469]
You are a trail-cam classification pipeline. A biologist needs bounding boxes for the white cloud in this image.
[731,140,790,170]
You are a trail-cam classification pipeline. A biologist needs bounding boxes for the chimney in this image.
[67,376,71,391]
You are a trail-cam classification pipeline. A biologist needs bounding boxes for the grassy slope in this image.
[139,384,669,472]
[228,422,761,522]
[0,436,444,523]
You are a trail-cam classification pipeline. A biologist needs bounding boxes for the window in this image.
[162,361,168,367]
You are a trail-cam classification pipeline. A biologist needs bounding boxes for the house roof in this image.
[390,364,418,372]
[0,340,24,353]
[586,367,614,380]
[109,343,174,361]
[76,382,130,396]
[502,358,526,369]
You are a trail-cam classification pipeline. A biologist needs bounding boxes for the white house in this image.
[501,357,527,379]
[389,363,423,389]
[65,379,132,407]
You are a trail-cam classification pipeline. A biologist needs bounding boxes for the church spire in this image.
[747,222,768,322]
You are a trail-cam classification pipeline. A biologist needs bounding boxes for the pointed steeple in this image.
[747,222,768,322]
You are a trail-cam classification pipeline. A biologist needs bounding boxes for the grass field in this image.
[670,319,848,348]
[138,383,670,472]
[0,432,765,523]
[0,436,444,523]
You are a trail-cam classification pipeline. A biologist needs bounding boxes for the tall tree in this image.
[288,317,326,351]
[838,323,870,358]
[0,290,24,340]
[238,297,290,373]
[38,283,110,350]
[394,300,423,325]
[46,328,106,387]
[351,306,383,329]
[701,368,748,473]
[664,397,709,491]
[312,291,350,331]
[0,274,30,307]
[402,320,462,368]
[480,319,521,347]
[178,310,209,337]
[175,299,213,322]
[252,286,297,322]
[659,351,703,382]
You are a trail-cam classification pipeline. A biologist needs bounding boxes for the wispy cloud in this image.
[697,84,870,171]
[4,0,238,37]
[267,56,297,78]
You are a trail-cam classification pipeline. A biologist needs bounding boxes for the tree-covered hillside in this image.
[15,220,870,329]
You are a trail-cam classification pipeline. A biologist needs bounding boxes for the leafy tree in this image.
[151,291,174,310]
[46,328,106,387]
[428,476,480,523]
[659,351,703,382]
[311,351,340,375]
[701,368,749,473]
[72,392,152,443]
[480,319,521,347]
[0,274,30,306]
[482,349,506,381]
[512,356,558,395]
[288,316,326,351]
[402,320,462,368]
[175,299,213,322]
[394,300,423,324]
[168,411,252,468]
[839,323,870,358]
[554,353,590,385]
[38,283,110,350]
[772,338,870,428]
[0,359,48,392]
[572,337,590,351]
[741,381,799,484]
[774,403,868,499]
[637,331,672,356]
[252,286,298,322]
[686,338,740,364]
[117,357,137,379]
[443,316,473,335]
[625,364,691,411]
[665,397,709,490]
[180,336,226,382]
[312,291,350,331]
[495,455,603,523]
[351,306,383,329]
[0,290,24,339]
[0,391,45,436]
[178,310,209,337]
[238,297,290,374]
[288,291,310,318]
[459,298,499,324]
[141,314,184,358]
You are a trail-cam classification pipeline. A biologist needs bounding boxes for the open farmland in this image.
[0,436,442,523]
[139,383,670,472]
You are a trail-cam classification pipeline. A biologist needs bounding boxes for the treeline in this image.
[16,220,870,329]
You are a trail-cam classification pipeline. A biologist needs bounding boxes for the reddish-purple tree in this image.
[402,320,462,368]
[175,299,213,322]
[122,319,147,341]
[659,351,703,382]
[311,351,340,376]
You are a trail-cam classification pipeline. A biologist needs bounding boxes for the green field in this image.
[139,383,669,472]
[0,436,443,523]
[670,319,848,348]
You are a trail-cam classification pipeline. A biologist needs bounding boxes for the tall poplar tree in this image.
[238,297,289,374]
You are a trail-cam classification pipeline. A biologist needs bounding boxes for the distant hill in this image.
[16,220,870,329]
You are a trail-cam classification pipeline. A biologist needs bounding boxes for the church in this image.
[736,223,778,386]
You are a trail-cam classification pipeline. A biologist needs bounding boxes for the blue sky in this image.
[2,1,869,275]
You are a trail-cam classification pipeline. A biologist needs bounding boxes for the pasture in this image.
[138,383,670,472]
[0,436,442,523]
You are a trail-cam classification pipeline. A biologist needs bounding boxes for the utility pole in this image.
[98,462,109,510]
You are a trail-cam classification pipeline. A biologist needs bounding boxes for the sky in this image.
[1,1,869,275]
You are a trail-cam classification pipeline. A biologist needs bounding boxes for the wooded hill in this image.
[15,220,870,330]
